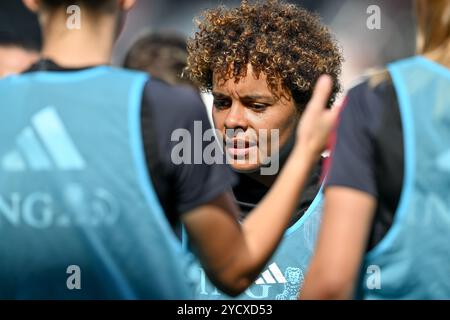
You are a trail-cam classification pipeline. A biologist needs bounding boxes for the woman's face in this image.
[212,64,299,173]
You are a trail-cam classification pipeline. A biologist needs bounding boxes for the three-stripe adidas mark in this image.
[1,106,86,172]
[254,263,287,285]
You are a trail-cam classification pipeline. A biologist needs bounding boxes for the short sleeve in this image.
[325,82,381,198]
[141,80,237,219]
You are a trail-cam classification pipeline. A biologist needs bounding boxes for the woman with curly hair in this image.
[184,0,342,299]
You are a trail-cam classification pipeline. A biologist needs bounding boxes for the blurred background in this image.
[1,0,416,91]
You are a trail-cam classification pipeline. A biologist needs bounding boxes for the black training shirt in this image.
[326,72,403,251]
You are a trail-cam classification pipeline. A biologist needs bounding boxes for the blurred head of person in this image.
[185,0,342,174]
[22,0,136,67]
[124,31,195,87]
[416,0,450,66]
[0,1,41,77]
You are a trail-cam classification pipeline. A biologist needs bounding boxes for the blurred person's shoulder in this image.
[337,67,400,144]
[347,67,393,98]
[143,77,206,121]
[140,78,212,162]
[344,67,396,115]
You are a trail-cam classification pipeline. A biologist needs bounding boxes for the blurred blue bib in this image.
[358,56,450,299]
[0,67,192,299]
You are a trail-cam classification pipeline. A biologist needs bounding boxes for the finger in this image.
[307,75,333,112]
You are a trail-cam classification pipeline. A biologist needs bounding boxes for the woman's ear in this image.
[22,0,40,13]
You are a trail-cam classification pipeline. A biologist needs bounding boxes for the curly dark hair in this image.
[185,0,343,109]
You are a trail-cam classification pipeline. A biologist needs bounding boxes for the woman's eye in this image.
[213,100,231,109]
[250,103,268,110]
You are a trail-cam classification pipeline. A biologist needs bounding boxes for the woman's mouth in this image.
[225,139,258,158]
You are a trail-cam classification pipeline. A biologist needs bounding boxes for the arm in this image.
[182,76,340,296]
[183,147,315,295]
[300,187,376,299]
[300,82,383,299]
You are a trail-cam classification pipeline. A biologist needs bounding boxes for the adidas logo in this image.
[1,106,86,172]
[254,263,287,285]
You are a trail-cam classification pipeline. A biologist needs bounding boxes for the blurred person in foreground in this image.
[302,0,450,299]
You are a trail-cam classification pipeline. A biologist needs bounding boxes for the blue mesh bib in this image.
[0,67,192,299]
[358,56,450,299]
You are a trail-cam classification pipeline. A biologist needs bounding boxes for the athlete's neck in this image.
[40,9,116,68]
